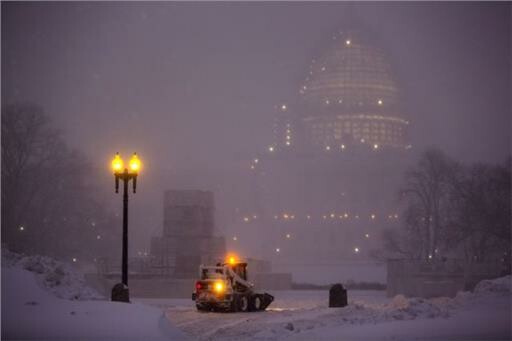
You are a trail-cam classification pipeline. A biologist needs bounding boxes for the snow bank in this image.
[250,276,511,340]
[2,250,187,340]
[474,275,511,295]
[2,249,103,300]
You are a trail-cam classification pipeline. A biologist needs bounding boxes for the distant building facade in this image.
[227,27,413,262]
[150,190,226,278]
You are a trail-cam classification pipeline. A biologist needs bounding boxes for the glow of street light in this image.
[286,234,291,239]
[129,153,141,173]
[268,146,274,152]
[233,236,237,241]
[365,233,370,238]
[276,248,280,253]
[243,217,249,222]
[111,153,124,173]
[19,226,25,231]
[354,247,359,253]
[345,39,351,46]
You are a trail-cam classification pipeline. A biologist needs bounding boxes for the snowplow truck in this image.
[191,261,274,312]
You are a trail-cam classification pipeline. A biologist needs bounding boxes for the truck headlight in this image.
[213,281,224,293]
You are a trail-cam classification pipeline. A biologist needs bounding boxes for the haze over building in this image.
[220,24,412,265]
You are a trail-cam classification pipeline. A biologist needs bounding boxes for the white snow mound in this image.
[474,275,511,295]
[2,249,102,300]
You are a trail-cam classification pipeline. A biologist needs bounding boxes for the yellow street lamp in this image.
[129,153,141,173]
[111,153,124,173]
[110,152,142,303]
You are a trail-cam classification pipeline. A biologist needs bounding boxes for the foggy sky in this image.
[2,2,510,253]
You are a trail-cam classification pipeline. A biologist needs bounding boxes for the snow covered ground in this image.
[150,278,511,340]
[1,251,186,340]
[3,250,510,340]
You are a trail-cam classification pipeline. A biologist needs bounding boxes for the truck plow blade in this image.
[260,293,274,310]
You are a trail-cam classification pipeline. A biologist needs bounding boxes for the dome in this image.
[299,30,409,149]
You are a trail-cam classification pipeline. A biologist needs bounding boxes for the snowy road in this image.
[137,288,511,340]
[136,290,386,340]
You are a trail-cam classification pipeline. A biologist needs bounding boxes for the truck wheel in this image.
[238,295,249,312]
[196,304,208,312]
[250,294,263,311]
[229,296,238,312]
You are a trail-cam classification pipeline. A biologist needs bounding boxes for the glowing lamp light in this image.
[213,281,225,293]
[228,256,236,264]
[111,153,124,173]
[354,247,359,253]
[129,153,141,173]
[345,39,351,46]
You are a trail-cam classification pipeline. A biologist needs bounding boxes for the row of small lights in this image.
[319,98,385,106]
[18,224,104,241]
[274,246,362,255]
[232,231,370,243]
[241,212,399,223]
[268,141,402,153]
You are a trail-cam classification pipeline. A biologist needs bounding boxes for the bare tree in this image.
[446,160,511,262]
[2,103,118,260]
[1,103,65,248]
[398,148,458,260]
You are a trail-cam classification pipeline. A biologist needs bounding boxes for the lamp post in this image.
[110,152,141,302]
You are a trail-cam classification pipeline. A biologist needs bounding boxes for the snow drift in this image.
[1,250,187,340]
[2,249,102,300]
